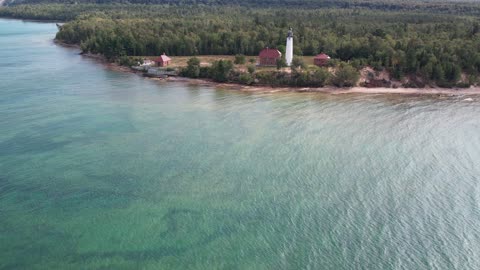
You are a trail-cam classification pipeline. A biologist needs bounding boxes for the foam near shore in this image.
[206,83,480,96]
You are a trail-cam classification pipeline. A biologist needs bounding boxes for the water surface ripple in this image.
[1,19,480,270]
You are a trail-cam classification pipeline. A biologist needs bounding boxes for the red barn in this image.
[314,53,331,67]
[258,48,282,66]
[154,53,171,67]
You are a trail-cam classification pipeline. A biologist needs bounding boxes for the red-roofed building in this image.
[314,53,331,67]
[259,48,282,66]
[154,53,171,67]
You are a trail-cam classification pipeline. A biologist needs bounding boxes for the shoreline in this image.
[211,84,480,96]
[56,41,480,96]
[0,16,64,24]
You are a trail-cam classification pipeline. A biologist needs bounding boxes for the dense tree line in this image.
[4,0,480,17]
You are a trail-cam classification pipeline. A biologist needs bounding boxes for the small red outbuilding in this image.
[314,53,331,67]
[258,48,282,66]
[154,53,171,67]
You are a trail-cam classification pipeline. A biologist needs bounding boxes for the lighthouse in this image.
[286,28,293,66]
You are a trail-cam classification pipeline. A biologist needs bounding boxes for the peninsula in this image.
[2,0,480,92]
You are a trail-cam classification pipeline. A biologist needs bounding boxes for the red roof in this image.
[314,53,331,60]
[259,48,282,58]
[154,53,171,63]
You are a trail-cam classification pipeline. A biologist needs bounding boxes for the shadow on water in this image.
[66,208,243,264]
[0,134,72,156]
[0,111,140,156]
[0,165,147,214]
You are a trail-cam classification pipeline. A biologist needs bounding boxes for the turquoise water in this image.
[1,18,480,269]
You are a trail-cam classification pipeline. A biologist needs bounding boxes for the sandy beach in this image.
[228,85,480,95]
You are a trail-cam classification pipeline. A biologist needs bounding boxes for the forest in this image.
[4,0,480,16]
[1,1,480,87]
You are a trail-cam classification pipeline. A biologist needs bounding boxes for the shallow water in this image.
[1,18,480,269]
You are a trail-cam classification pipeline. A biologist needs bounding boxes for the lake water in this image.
[1,18,480,269]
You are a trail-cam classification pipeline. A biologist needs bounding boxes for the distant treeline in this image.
[1,3,480,86]
[4,0,480,16]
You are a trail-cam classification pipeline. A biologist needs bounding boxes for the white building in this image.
[286,28,293,66]
[140,59,155,67]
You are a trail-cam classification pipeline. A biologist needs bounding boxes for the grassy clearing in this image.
[142,55,319,69]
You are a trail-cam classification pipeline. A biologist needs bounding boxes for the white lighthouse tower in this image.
[286,28,293,66]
